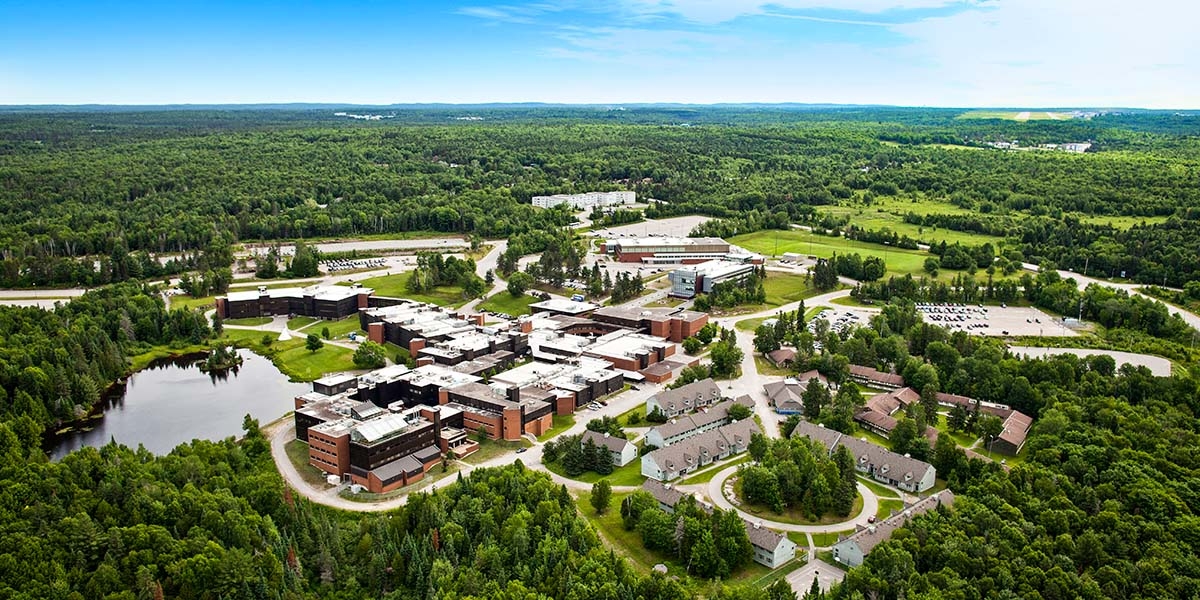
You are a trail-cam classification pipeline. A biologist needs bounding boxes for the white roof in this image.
[353,413,412,443]
[529,298,600,314]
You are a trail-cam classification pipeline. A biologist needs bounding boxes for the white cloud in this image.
[616,0,970,24]
[545,26,741,66]
[888,0,1200,106]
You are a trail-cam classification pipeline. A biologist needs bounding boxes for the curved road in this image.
[703,465,880,535]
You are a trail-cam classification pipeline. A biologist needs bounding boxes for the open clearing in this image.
[820,202,1006,247]
[957,110,1073,121]
[1076,214,1170,229]
[1008,346,1172,376]
[732,229,929,276]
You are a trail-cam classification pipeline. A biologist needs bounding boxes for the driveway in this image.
[787,560,846,596]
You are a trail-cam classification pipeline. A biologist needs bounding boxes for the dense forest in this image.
[2,107,1199,287]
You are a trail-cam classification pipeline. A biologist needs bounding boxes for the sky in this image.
[0,0,1196,108]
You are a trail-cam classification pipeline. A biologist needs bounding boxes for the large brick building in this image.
[590,306,708,343]
[217,285,372,320]
[441,382,556,441]
[600,237,731,264]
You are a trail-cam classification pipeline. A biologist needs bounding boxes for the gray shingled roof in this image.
[646,419,762,474]
[642,479,691,507]
[649,378,722,413]
[791,420,934,483]
[744,520,788,551]
[582,429,634,454]
[647,398,751,443]
[839,490,955,555]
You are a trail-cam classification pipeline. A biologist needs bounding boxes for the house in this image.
[581,430,638,467]
[642,419,761,481]
[765,371,829,414]
[645,378,723,418]
[766,348,797,367]
[790,420,937,493]
[644,396,754,448]
[745,521,798,568]
[991,409,1034,455]
[642,479,692,513]
[848,364,905,389]
[854,387,921,436]
[832,491,955,567]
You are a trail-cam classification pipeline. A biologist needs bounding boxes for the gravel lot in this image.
[588,215,712,239]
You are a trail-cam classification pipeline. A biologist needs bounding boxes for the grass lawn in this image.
[215,327,357,381]
[477,292,538,317]
[678,454,751,485]
[733,478,864,526]
[763,274,826,307]
[288,316,319,330]
[854,425,894,449]
[877,498,905,520]
[855,476,901,499]
[754,354,793,377]
[615,403,647,427]
[736,316,769,332]
[732,230,929,277]
[811,530,855,548]
[272,342,357,380]
[321,314,365,340]
[546,458,647,487]
[171,295,216,311]
[225,317,273,326]
[537,414,576,442]
[930,414,979,448]
[343,271,470,307]
[284,440,334,487]
[461,437,532,464]
[574,491,782,585]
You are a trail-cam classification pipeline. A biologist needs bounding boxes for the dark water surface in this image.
[47,350,308,459]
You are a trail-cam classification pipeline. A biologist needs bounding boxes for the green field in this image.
[461,438,532,464]
[820,200,1005,247]
[170,294,216,311]
[877,498,905,520]
[477,292,538,316]
[733,230,930,276]
[754,354,793,377]
[811,529,856,548]
[341,271,470,307]
[215,327,357,381]
[678,454,751,485]
[1077,213,1170,229]
[763,274,826,307]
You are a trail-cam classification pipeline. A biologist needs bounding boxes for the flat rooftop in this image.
[529,298,600,315]
[226,284,371,303]
[585,330,671,359]
[673,259,755,278]
[606,237,726,248]
[490,357,615,389]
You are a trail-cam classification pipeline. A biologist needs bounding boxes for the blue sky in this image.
[1,0,1195,107]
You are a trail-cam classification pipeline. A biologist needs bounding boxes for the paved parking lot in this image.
[787,560,846,596]
[587,215,712,239]
[917,303,1077,337]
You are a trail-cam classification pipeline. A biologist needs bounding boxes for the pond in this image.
[46,349,309,459]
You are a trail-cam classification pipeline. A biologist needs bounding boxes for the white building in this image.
[581,430,638,467]
[832,491,955,567]
[746,522,798,568]
[532,191,635,210]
